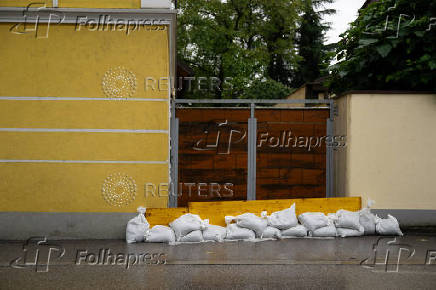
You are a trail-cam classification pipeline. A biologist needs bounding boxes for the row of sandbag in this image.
[126,202,403,244]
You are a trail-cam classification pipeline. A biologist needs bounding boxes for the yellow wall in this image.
[0,1,140,8]
[59,0,141,8]
[334,93,436,210]
[0,22,171,212]
[0,163,169,212]
[0,1,53,7]
[0,24,168,99]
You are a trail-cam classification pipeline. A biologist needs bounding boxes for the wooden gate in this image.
[176,107,330,207]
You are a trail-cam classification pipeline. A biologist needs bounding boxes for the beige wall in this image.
[334,93,436,210]
[276,87,306,108]
[276,86,328,108]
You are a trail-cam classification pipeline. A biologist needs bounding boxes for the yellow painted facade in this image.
[59,0,141,9]
[0,24,169,99]
[1,1,53,7]
[0,163,169,212]
[0,132,168,161]
[0,1,142,8]
[0,100,168,130]
[0,6,172,212]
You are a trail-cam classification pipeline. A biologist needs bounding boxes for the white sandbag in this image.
[169,213,208,241]
[179,230,204,243]
[145,225,176,243]
[310,214,338,237]
[359,199,376,235]
[337,226,365,238]
[267,203,298,230]
[298,212,329,232]
[335,209,361,231]
[327,213,338,221]
[225,224,256,241]
[227,212,268,237]
[126,207,150,244]
[261,226,282,239]
[376,215,403,236]
[281,225,308,237]
[203,225,227,242]
[310,223,337,237]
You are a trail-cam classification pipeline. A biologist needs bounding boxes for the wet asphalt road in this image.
[1,235,435,289]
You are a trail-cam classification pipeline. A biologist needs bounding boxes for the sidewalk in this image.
[1,235,435,289]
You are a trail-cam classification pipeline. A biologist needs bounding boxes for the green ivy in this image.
[328,0,436,94]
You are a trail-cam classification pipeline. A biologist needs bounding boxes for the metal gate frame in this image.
[170,99,334,208]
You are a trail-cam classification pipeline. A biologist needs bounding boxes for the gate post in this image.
[247,103,257,200]
[169,100,179,208]
[326,100,335,197]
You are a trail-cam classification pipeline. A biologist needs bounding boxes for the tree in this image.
[329,0,436,94]
[176,0,302,100]
[242,78,294,101]
[260,0,303,87]
[292,0,336,88]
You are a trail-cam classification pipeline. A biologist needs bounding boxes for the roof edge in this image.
[333,90,436,99]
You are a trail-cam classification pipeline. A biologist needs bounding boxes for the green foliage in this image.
[292,0,335,88]
[242,78,294,101]
[177,0,302,100]
[329,0,436,94]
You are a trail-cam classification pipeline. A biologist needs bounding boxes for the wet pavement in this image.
[1,235,436,289]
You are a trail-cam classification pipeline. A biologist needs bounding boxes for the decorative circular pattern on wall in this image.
[102,173,137,207]
[102,66,137,98]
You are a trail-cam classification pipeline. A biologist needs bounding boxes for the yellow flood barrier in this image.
[147,197,362,227]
